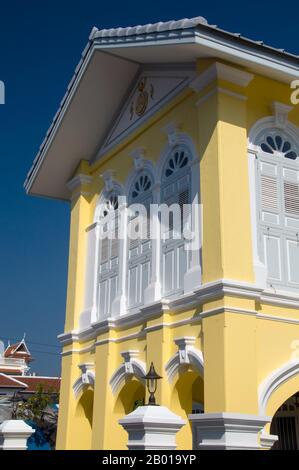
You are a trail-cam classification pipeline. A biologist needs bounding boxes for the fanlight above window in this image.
[164,147,189,179]
[100,193,119,218]
[131,174,152,199]
[261,134,298,160]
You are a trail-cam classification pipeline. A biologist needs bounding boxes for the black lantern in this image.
[142,362,162,406]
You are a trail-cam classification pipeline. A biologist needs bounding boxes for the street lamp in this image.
[142,362,162,406]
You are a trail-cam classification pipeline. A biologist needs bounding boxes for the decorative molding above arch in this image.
[272,101,293,129]
[73,363,95,398]
[248,115,299,152]
[109,350,146,395]
[94,178,124,222]
[124,158,156,197]
[165,337,204,383]
[156,129,199,185]
[258,359,299,415]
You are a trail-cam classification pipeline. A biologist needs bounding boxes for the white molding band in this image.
[59,278,299,350]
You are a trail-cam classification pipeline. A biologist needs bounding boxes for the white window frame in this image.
[157,132,201,297]
[248,117,299,292]
[82,132,201,328]
[127,170,154,310]
[97,192,121,318]
[83,182,126,325]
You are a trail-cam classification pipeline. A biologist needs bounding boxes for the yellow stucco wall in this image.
[56,59,299,450]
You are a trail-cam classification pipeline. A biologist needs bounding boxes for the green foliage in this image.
[16,384,57,421]
[132,399,144,411]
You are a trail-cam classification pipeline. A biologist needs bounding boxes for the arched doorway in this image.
[113,377,146,449]
[270,392,299,450]
[170,368,204,450]
[74,389,94,449]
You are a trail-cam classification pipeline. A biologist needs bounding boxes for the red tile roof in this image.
[4,341,32,362]
[11,376,60,393]
[0,368,23,375]
[0,373,27,389]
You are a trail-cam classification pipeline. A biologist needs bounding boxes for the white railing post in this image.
[119,405,185,450]
[0,420,35,450]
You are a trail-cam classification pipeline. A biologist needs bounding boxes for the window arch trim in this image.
[94,181,124,222]
[156,132,198,185]
[248,116,299,291]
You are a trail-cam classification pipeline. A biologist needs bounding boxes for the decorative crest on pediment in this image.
[130,77,154,120]
[101,68,195,154]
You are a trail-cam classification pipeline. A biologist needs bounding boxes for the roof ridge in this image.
[91,16,208,40]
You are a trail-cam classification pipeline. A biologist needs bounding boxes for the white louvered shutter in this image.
[127,173,152,309]
[258,156,282,285]
[257,130,299,291]
[161,146,191,297]
[282,166,299,287]
[98,197,119,318]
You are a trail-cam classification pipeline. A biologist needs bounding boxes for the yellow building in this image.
[25,16,299,450]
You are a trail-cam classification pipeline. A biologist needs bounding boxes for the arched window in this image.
[256,128,299,291]
[127,172,153,308]
[98,191,120,317]
[160,145,192,297]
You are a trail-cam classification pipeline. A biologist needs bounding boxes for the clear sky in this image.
[0,0,298,376]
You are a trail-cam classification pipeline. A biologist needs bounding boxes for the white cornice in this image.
[190,62,254,94]
[25,14,299,201]
[66,174,92,192]
[58,279,299,348]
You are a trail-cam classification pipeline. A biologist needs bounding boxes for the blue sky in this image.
[0,1,298,376]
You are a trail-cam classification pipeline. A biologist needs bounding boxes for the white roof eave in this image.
[24,21,299,201]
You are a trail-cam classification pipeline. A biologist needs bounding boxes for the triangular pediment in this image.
[101,67,195,153]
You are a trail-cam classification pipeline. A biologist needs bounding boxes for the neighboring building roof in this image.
[12,376,61,393]
[4,339,32,362]
[0,368,23,375]
[0,373,27,389]
[24,16,299,200]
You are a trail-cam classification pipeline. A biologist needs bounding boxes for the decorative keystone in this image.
[174,337,196,364]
